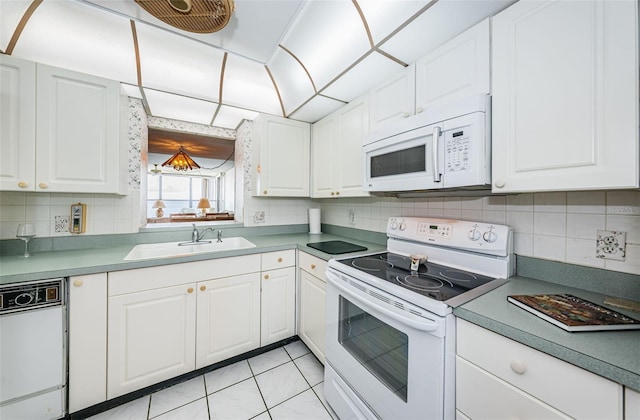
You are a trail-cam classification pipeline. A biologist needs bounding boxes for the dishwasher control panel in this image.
[0,278,64,314]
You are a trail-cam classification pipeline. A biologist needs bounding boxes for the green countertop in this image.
[454,276,640,392]
[0,232,386,284]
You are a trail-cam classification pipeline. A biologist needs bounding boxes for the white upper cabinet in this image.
[415,18,490,112]
[252,113,310,197]
[369,64,416,131]
[0,55,36,192]
[369,18,491,133]
[0,56,128,194]
[491,0,639,193]
[312,94,370,198]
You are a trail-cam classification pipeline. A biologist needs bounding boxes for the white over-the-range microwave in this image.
[363,94,491,193]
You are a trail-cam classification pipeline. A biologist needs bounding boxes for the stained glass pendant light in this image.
[162,146,201,171]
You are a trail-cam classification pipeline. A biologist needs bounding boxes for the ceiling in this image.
[1,0,516,130]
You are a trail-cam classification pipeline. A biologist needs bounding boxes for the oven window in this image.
[338,296,408,402]
[370,145,425,178]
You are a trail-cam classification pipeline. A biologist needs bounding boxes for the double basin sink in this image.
[124,237,256,261]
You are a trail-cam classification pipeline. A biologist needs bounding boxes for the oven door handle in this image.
[328,273,440,333]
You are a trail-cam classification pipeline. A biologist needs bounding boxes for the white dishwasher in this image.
[0,278,66,419]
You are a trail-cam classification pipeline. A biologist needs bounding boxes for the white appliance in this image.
[324,217,513,419]
[0,279,66,420]
[363,95,491,193]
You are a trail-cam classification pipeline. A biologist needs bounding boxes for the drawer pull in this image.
[264,274,269,280]
[187,287,194,294]
[311,264,316,270]
[200,285,206,291]
[277,257,283,263]
[510,360,527,375]
[73,279,83,287]
[18,181,29,188]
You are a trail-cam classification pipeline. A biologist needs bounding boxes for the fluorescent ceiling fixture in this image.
[222,55,281,115]
[135,21,224,101]
[357,0,433,45]
[322,52,406,103]
[121,83,143,99]
[0,0,31,51]
[288,96,344,123]
[10,0,138,83]
[214,105,259,130]
[145,88,218,125]
[268,47,316,114]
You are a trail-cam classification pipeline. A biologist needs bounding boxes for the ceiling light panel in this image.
[135,22,224,101]
[222,55,281,115]
[322,52,406,103]
[288,95,345,123]
[357,0,434,45]
[278,0,371,90]
[268,47,316,115]
[121,83,143,99]
[380,0,516,64]
[0,0,31,52]
[9,1,137,83]
[214,105,259,130]
[144,88,218,125]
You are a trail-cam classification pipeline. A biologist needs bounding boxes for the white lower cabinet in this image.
[456,319,623,420]
[68,274,108,413]
[196,273,261,369]
[107,255,261,399]
[260,250,296,346]
[627,388,640,420]
[298,252,327,363]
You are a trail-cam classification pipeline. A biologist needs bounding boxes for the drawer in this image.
[457,319,622,420]
[298,251,327,281]
[261,249,295,271]
[109,254,261,295]
[456,356,569,419]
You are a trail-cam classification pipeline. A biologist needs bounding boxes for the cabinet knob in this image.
[494,180,506,188]
[402,112,410,118]
[335,191,340,196]
[38,182,48,189]
[310,264,316,270]
[264,274,269,280]
[73,279,83,287]
[330,192,335,196]
[416,107,424,114]
[263,190,268,195]
[187,287,194,294]
[18,181,29,188]
[277,257,283,263]
[200,285,206,291]
[510,360,527,375]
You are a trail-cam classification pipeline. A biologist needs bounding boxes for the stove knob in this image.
[399,222,407,231]
[483,231,498,243]
[15,292,34,306]
[468,228,481,241]
[390,222,399,230]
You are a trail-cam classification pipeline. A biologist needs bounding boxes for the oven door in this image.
[325,268,450,420]
[363,122,444,192]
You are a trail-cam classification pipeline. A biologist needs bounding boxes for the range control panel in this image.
[0,279,64,314]
[387,217,512,256]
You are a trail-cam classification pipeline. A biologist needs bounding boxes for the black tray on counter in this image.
[306,240,367,255]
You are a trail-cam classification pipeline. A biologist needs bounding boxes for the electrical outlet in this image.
[253,211,265,224]
[348,209,356,226]
[596,230,626,261]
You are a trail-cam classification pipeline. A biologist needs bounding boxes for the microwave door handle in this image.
[432,126,441,182]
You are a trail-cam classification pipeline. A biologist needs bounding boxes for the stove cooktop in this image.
[335,252,496,302]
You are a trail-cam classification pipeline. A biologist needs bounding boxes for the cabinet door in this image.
[108,284,196,398]
[0,55,36,191]
[415,18,489,111]
[196,273,260,369]
[253,114,310,197]
[627,388,640,420]
[299,270,326,363]
[36,64,125,194]
[261,267,296,346]
[336,95,370,197]
[491,0,639,192]
[369,64,416,131]
[68,274,107,413]
[311,114,338,198]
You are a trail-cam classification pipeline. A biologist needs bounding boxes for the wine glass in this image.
[16,223,36,258]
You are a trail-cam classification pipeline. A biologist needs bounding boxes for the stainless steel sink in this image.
[124,237,256,261]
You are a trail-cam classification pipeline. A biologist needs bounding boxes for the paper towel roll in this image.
[309,208,321,234]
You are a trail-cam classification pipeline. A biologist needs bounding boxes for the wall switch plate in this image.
[596,230,626,261]
[348,209,356,225]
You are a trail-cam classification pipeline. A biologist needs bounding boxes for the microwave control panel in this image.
[445,130,470,172]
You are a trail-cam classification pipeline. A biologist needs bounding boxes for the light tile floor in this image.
[88,341,334,420]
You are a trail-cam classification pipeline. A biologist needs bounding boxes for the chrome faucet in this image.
[181,224,215,245]
[217,229,222,243]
